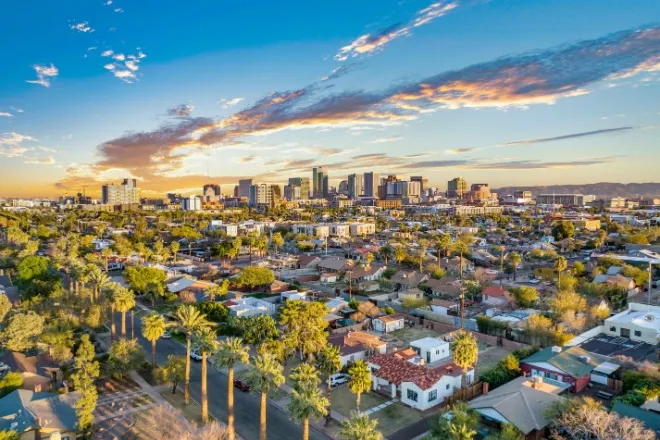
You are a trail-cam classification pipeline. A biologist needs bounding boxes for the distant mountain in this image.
[492,182,660,198]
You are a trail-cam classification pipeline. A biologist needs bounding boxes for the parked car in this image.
[0,362,11,377]
[108,262,124,271]
[190,351,203,361]
[330,373,350,387]
[161,331,172,339]
[233,379,252,392]
[529,279,541,284]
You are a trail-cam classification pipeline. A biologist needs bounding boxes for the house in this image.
[426,277,462,298]
[223,297,276,317]
[0,389,81,440]
[358,280,380,292]
[520,345,611,392]
[410,337,451,364]
[603,302,660,344]
[165,276,217,298]
[318,257,348,272]
[481,286,510,306]
[397,288,425,302]
[344,265,386,282]
[373,313,405,333]
[328,331,388,367]
[368,352,473,411]
[469,376,566,440]
[0,352,61,392]
[320,272,338,283]
[292,224,329,238]
[430,299,459,316]
[280,290,308,302]
[297,255,322,269]
[267,279,290,294]
[328,223,351,237]
[92,238,112,251]
[390,270,428,290]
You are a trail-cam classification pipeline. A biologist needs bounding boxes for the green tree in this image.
[450,331,478,389]
[552,221,575,240]
[213,337,250,440]
[107,339,146,378]
[244,354,285,440]
[348,360,372,411]
[170,241,180,263]
[88,268,111,305]
[238,315,279,345]
[280,300,328,360]
[394,247,407,267]
[193,328,220,423]
[0,430,19,440]
[145,281,165,309]
[365,252,375,268]
[0,294,11,323]
[155,354,185,394]
[271,232,285,254]
[338,411,383,440]
[0,373,23,398]
[124,266,167,294]
[205,279,229,302]
[509,286,538,308]
[554,256,568,288]
[1,312,44,352]
[436,233,452,261]
[317,344,342,394]
[112,287,135,339]
[142,313,166,366]
[72,334,100,435]
[379,246,392,265]
[175,305,212,405]
[16,255,49,287]
[429,401,478,440]
[287,387,329,440]
[508,252,522,281]
[235,266,275,290]
[290,363,322,392]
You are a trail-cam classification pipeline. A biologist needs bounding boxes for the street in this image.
[120,311,327,440]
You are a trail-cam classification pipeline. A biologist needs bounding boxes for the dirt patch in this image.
[476,345,513,377]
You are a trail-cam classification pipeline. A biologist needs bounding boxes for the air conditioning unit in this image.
[579,355,591,363]
[551,346,562,353]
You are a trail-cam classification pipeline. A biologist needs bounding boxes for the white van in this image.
[330,373,350,387]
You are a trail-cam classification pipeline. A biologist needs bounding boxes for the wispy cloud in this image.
[219,97,244,108]
[0,132,37,158]
[238,155,258,163]
[24,156,55,165]
[499,126,644,147]
[101,49,146,83]
[69,21,94,33]
[167,104,195,119]
[402,153,431,159]
[26,64,59,88]
[335,1,459,61]
[465,158,616,170]
[445,148,475,154]
[0,112,13,117]
[369,136,402,144]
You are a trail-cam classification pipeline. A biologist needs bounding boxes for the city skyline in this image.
[2,0,660,198]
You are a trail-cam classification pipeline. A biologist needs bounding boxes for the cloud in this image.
[402,153,431,158]
[10,107,24,114]
[369,135,402,144]
[238,155,258,163]
[101,49,146,83]
[399,159,469,169]
[335,1,459,61]
[24,156,55,165]
[445,148,475,154]
[466,158,615,170]
[168,104,195,119]
[114,8,124,13]
[0,132,37,158]
[219,97,244,108]
[0,112,13,117]
[69,21,94,33]
[26,64,59,87]
[499,126,643,147]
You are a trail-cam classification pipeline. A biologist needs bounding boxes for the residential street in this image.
[119,311,328,440]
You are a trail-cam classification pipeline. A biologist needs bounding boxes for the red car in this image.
[233,379,252,392]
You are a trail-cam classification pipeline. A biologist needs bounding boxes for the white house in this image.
[223,297,276,317]
[320,273,339,283]
[280,290,308,302]
[369,352,473,411]
[372,314,405,333]
[92,239,112,251]
[604,302,660,344]
[410,337,451,364]
[208,221,238,237]
[328,223,351,237]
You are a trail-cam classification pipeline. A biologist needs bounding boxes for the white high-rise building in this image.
[101,179,140,205]
[249,184,274,207]
[363,172,380,198]
[347,174,364,200]
[181,195,202,211]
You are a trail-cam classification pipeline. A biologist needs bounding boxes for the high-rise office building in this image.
[102,179,140,205]
[286,177,310,200]
[363,172,380,198]
[447,177,467,199]
[411,176,428,199]
[347,173,364,199]
[238,179,253,198]
[182,195,202,211]
[378,175,398,200]
[312,167,329,198]
[203,184,221,202]
[249,184,275,207]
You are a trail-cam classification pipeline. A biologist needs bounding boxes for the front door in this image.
[427,352,431,363]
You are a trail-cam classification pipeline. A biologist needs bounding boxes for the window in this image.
[620,328,630,338]
[446,384,450,390]
[609,326,616,332]
[407,389,418,402]
[429,390,438,402]
[634,330,642,337]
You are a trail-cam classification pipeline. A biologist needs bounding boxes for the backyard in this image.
[475,344,513,376]
[387,326,445,347]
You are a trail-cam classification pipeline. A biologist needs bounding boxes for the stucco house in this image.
[410,337,451,364]
[481,285,510,306]
[372,314,405,333]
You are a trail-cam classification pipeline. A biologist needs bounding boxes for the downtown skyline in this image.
[1,0,660,198]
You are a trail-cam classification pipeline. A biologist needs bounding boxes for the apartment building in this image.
[292,224,330,238]
[248,184,275,207]
[101,179,140,205]
[350,222,376,236]
[329,223,351,237]
[447,177,467,199]
[181,195,202,211]
[537,194,595,206]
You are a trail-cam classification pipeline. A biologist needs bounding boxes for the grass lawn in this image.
[159,390,212,423]
[330,386,389,417]
[389,327,443,344]
[476,345,513,376]
[371,402,424,436]
[282,356,303,387]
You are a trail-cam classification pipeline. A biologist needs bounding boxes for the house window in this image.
[634,330,642,337]
[609,326,616,332]
[429,390,438,402]
[407,389,418,402]
[620,328,630,338]
[446,384,450,390]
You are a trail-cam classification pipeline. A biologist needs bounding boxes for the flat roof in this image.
[593,361,620,375]
[579,334,658,363]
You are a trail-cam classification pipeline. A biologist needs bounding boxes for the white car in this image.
[161,332,172,339]
[330,373,350,387]
[529,279,541,284]
[190,351,203,361]
[0,363,10,373]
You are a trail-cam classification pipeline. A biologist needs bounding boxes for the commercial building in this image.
[291,224,329,238]
[603,303,660,345]
[447,177,467,199]
[411,176,428,199]
[349,222,376,236]
[466,183,497,204]
[312,166,329,198]
[101,179,140,205]
[202,184,221,202]
[449,205,504,216]
[285,177,310,200]
[363,172,380,198]
[536,194,595,206]
[248,184,275,208]
[386,180,421,204]
[347,173,364,199]
[181,195,202,211]
[238,179,253,198]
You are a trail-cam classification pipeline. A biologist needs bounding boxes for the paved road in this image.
[117,311,327,440]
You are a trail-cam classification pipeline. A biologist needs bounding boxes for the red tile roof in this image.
[369,352,444,390]
[482,286,508,297]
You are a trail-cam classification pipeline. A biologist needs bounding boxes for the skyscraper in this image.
[248,184,274,207]
[238,179,253,198]
[287,177,310,200]
[312,167,329,198]
[203,184,221,202]
[363,172,380,198]
[347,173,364,200]
[447,177,467,199]
[411,176,428,199]
[102,179,140,205]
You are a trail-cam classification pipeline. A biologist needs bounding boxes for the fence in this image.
[443,381,487,406]
[330,321,368,335]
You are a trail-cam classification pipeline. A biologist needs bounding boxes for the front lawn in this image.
[330,385,389,417]
[371,402,424,436]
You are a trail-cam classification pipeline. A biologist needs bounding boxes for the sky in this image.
[1,0,659,198]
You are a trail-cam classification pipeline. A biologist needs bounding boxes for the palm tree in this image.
[170,241,180,263]
[142,313,166,366]
[287,387,329,440]
[345,259,355,299]
[450,331,478,390]
[193,328,220,423]
[555,256,568,289]
[316,345,341,424]
[103,283,119,341]
[338,411,383,440]
[379,246,392,266]
[418,239,429,273]
[101,247,112,272]
[205,279,229,302]
[290,362,322,392]
[436,233,452,262]
[112,287,135,339]
[88,268,111,304]
[175,305,212,405]
[508,252,522,281]
[145,281,165,308]
[213,337,250,440]
[394,247,407,267]
[244,353,285,440]
[451,241,470,279]
[348,360,372,412]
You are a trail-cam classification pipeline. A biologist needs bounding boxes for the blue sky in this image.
[1,0,659,197]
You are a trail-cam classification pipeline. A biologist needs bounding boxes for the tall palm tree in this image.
[193,328,220,423]
[113,287,135,339]
[287,387,329,440]
[554,256,568,289]
[101,247,112,272]
[317,344,342,394]
[102,283,120,341]
[450,331,478,390]
[338,411,383,440]
[175,305,212,405]
[290,363,321,392]
[142,313,166,366]
[508,252,522,281]
[436,233,452,262]
[244,353,285,440]
[418,239,429,273]
[348,360,372,412]
[170,241,180,263]
[213,337,250,440]
[145,281,165,308]
[379,246,392,266]
[451,241,470,279]
[394,247,407,268]
[345,259,355,299]
[88,267,111,304]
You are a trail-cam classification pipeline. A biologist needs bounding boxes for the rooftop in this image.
[578,334,658,363]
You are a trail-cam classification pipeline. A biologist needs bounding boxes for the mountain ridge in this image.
[492,182,660,198]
